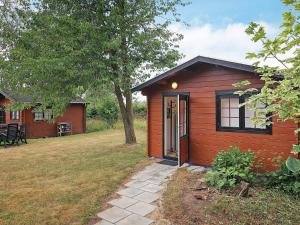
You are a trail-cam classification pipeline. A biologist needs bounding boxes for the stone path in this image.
[95,162,177,225]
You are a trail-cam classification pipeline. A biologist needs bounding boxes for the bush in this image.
[98,98,119,128]
[87,107,98,118]
[265,160,300,196]
[205,146,255,189]
[133,101,147,118]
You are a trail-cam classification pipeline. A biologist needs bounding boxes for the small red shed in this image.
[0,90,86,138]
[132,56,299,171]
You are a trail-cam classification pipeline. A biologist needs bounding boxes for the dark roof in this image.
[0,90,86,104]
[132,55,256,92]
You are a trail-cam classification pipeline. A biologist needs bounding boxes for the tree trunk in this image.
[113,81,137,144]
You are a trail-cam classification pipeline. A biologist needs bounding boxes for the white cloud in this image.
[134,22,281,100]
[170,22,279,65]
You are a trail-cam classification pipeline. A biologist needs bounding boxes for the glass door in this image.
[178,95,189,166]
[163,96,178,160]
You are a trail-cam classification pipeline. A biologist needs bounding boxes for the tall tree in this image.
[235,0,300,155]
[0,0,187,143]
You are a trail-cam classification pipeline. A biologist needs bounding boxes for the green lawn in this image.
[0,122,147,225]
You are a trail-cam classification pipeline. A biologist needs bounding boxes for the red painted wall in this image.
[0,97,24,125]
[0,95,86,138]
[144,65,298,171]
[24,104,86,138]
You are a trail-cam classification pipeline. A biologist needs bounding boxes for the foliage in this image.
[235,0,300,126]
[265,160,300,196]
[87,107,98,119]
[0,0,188,143]
[86,118,146,133]
[209,188,300,225]
[234,0,300,173]
[205,146,255,189]
[86,89,116,119]
[98,98,119,128]
[286,156,300,173]
[133,101,147,118]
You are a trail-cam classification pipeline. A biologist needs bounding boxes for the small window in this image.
[0,105,6,124]
[244,97,267,129]
[220,97,240,128]
[10,111,20,120]
[44,110,53,121]
[34,112,44,121]
[216,90,271,134]
[179,99,187,137]
[33,109,53,121]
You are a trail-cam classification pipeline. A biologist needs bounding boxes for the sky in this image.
[135,0,286,99]
[170,0,286,64]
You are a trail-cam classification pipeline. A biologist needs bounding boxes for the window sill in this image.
[216,127,272,135]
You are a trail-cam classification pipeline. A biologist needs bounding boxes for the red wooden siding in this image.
[144,65,298,171]
[0,94,86,138]
[24,104,85,138]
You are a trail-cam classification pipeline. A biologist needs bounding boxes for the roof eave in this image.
[131,56,256,92]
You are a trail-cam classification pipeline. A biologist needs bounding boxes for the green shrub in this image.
[265,159,300,196]
[98,98,119,128]
[205,146,255,189]
[133,101,147,118]
[87,107,98,118]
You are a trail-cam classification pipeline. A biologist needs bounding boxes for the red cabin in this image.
[132,56,299,171]
[0,90,86,138]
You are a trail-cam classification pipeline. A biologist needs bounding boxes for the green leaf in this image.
[246,52,258,59]
[292,144,300,154]
[286,156,300,173]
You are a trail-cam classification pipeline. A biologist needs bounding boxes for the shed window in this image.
[44,110,53,121]
[33,109,53,121]
[34,112,44,121]
[0,106,5,124]
[244,97,267,129]
[220,97,240,128]
[10,111,20,120]
[216,90,271,134]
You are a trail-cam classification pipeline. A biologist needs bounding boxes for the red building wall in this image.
[24,104,86,138]
[0,97,24,125]
[144,65,298,171]
[0,95,86,138]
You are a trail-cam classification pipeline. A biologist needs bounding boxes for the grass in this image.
[162,169,192,225]
[0,122,147,225]
[209,189,300,225]
[162,169,300,225]
[86,117,146,133]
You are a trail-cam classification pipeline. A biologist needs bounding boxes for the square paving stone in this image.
[126,202,156,216]
[146,177,167,185]
[131,174,153,181]
[140,184,163,193]
[97,206,131,223]
[94,220,114,225]
[125,180,149,188]
[116,214,153,225]
[133,192,159,204]
[117,187,144,197]
[108,196,138,209]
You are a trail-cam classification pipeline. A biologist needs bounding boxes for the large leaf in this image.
[286,156,300,173]
[292,144,300,154]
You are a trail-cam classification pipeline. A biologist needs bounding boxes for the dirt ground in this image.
[160,168,300,225]
[161,169,228,225]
